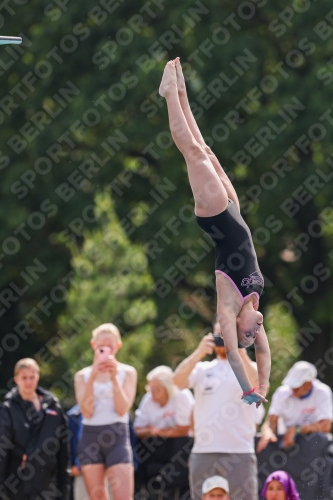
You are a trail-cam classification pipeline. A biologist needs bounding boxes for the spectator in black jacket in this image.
[0,358,70,500]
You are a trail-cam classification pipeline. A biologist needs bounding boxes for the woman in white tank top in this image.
[74,323,137,500]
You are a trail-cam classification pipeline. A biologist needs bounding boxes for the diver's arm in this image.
[254,325,271,398]
[219,310,265,405]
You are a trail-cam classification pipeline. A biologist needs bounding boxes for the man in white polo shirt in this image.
[257,361,333,451]
[173,317,264,500]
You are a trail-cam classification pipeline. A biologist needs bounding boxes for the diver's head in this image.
[236,308,263,347]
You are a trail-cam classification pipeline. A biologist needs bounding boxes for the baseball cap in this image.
[202,476,229,495]
[282,361,317,389]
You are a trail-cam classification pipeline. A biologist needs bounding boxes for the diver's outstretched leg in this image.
[175,57,240,211]
[159,60,228,217]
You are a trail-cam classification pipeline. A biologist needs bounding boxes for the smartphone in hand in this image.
[96,346,112,363]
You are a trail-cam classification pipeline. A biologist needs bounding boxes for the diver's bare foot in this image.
[159,60,177,98]
[175,57,186,94]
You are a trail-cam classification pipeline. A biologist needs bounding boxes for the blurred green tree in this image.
[48,190,157,406]
[1,0,333,400]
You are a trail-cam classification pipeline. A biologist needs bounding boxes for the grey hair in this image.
[146,365,179,399]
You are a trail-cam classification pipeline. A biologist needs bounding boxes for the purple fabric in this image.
[261,471,300,500]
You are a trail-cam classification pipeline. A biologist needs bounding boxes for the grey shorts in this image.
[189,452,258,500]
[77,423,133,468]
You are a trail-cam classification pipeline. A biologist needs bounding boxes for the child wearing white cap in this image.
[202,475,229,499]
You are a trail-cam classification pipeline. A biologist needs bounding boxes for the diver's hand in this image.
[241,389,267,407]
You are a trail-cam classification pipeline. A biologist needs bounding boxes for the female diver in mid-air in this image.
[159,58,271,406]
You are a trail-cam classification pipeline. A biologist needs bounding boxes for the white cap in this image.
[202,476,229,495]
[282,361,317,389]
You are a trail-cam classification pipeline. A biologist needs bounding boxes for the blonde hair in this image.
[92,323,122,345]
[146,365,178,399]
[14,358,40,376]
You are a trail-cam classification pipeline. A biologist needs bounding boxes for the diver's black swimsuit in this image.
[196,199,264,306]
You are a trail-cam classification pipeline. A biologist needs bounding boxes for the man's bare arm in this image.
[262,414,278,434]
[301,419,332,434]
[151,425,190,438]
[256,415,278,453]
[173,335,215,389]
[134,426,153,440]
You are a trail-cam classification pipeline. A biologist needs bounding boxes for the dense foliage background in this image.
[1,0,333,409]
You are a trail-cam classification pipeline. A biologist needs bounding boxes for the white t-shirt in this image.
[134,389,194,429]
[189,359,264,454]
[268,379,333,428]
